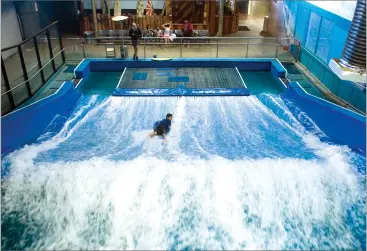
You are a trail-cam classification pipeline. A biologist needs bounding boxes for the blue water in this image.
[79,72,122,95]
[240,71,283,95]
[282,63,329,101]
[2,94,366,250]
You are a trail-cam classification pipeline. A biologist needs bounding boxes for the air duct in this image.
[329,0,366,83]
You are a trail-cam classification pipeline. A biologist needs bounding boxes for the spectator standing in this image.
[182,20,193,47]
[162,23,171,48]
[129,23,142,60]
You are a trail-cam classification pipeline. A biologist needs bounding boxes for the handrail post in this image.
[57,22,65,64]
[1,57,15,109]
[83,40,86,58]
[180,38,183,58]
[216,39,219,58]
[18,46,32,97]
[246,39,249,58]
[144,38,146,59]
[46,29,56,73]
[33,37,46,84]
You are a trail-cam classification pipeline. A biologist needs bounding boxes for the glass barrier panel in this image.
[143,38,181,59]
[276,45,294,61]
[29,71,43,95]
[64,38,84,64]
[2,49,25,91]
[11,82,29,106]
[84,43,107,58]
[35,31,53,80]
[1,94,11,115]
[48,26,64,69]
[1,73,11,115]
[218,38,247,58]
[20,41,43,94]
[181,38,215,58]
[247,43,277,58]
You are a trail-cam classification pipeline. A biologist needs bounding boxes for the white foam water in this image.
[1,95,365,250]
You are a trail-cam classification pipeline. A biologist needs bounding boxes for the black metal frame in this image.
[1,21,65,116]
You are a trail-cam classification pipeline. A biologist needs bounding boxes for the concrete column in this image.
[217,0,224,36]
[91,0,98,36]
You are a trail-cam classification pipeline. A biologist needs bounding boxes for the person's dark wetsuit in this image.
[154,119,172,136]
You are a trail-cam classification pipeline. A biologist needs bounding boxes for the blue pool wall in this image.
[284,82,366,154]
[75,58,287,79]
[1,81,83,157]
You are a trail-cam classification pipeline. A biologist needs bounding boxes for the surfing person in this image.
[149,113,173,140]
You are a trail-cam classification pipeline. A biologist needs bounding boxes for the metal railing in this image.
[1,21,65,116]
[74,36,293,60]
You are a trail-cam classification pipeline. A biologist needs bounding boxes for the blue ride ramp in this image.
[113,86,250,96]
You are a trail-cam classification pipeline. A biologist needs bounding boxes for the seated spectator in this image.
[145,24,154,37]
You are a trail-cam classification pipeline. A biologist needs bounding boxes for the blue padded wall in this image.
[283,82,366,155]
[305,12,321,54]
[294,7,310,44]
[315,18,334,63]
[284,0,352,64]
[1,82,82,156]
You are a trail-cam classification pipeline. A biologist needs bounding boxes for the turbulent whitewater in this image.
[2,95,365,250]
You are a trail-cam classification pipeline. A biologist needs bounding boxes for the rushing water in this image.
[2,94,365,250]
